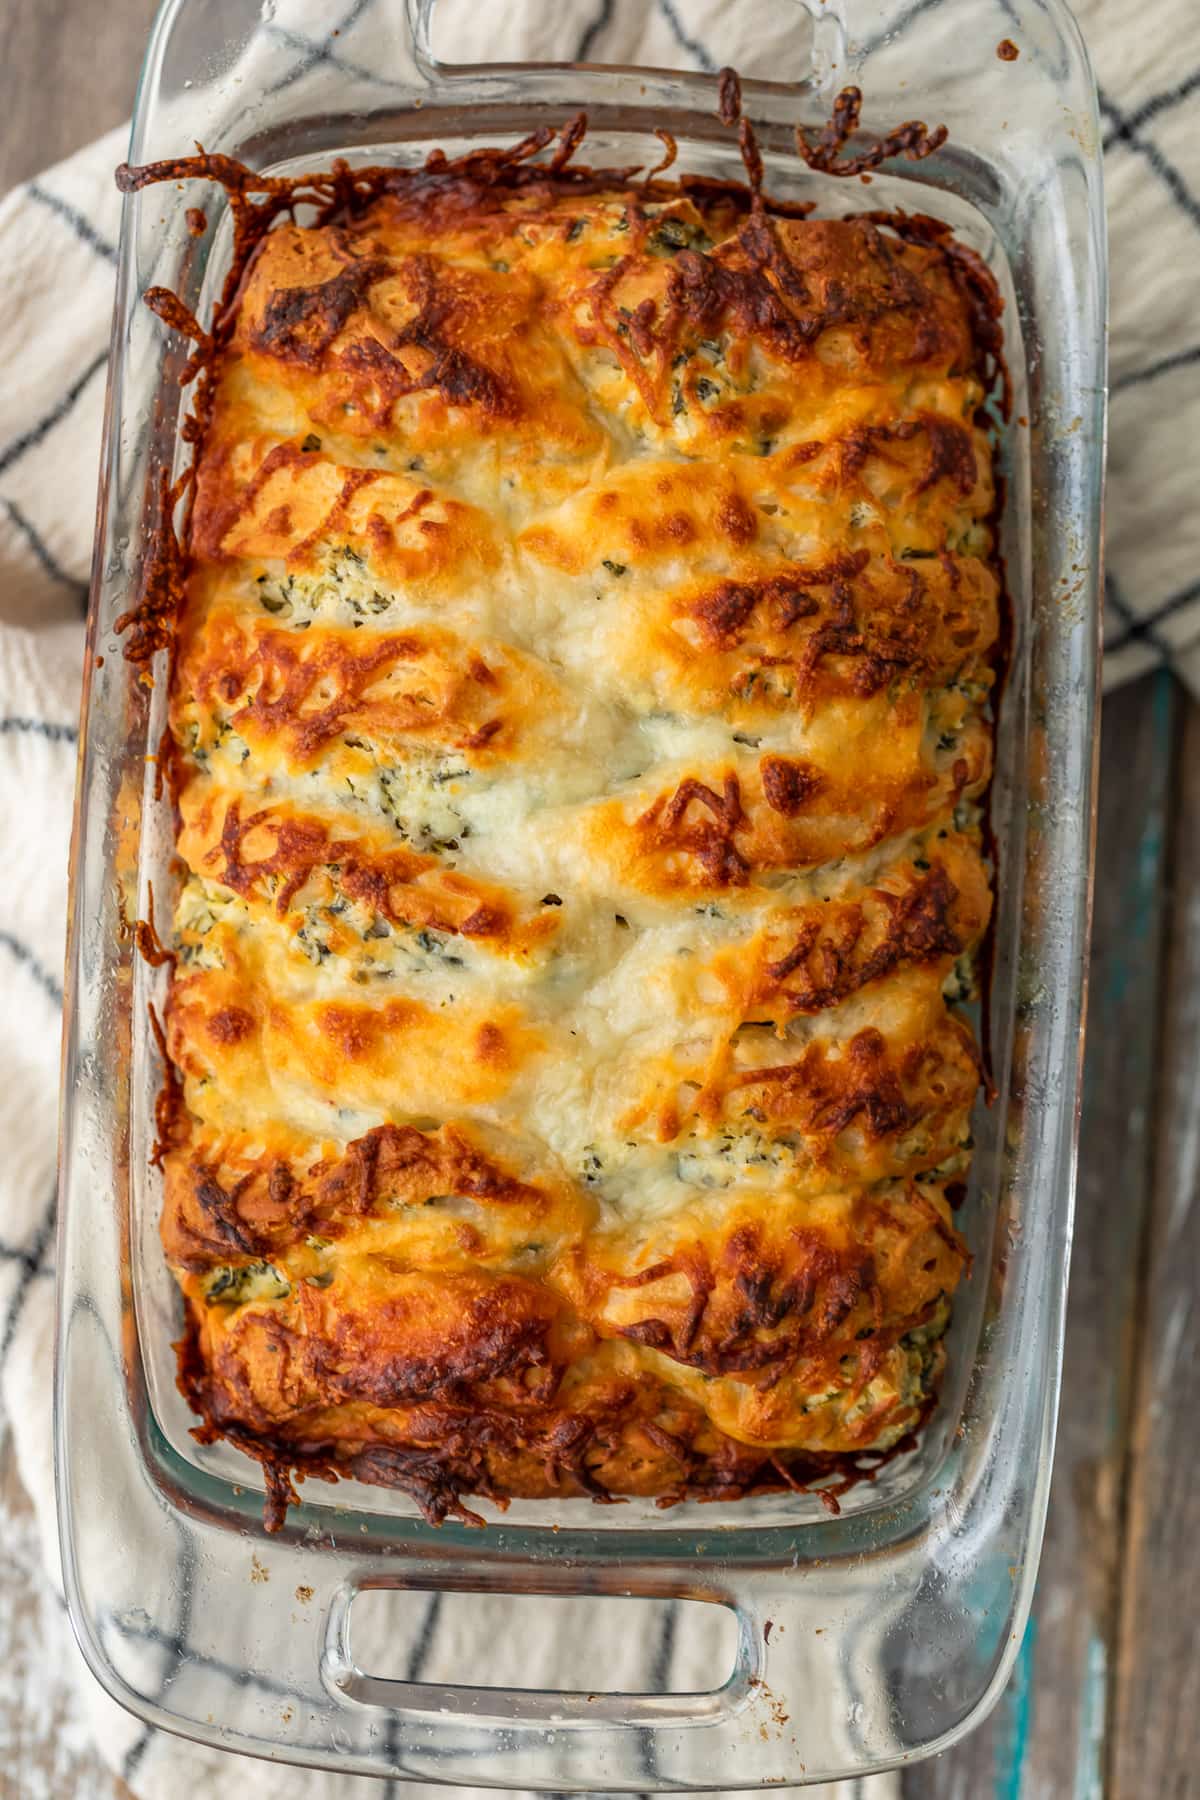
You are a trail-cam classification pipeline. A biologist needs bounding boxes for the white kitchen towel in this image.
[0,0,1196,1795]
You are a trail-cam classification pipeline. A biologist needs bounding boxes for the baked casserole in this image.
[139,119,999,1526]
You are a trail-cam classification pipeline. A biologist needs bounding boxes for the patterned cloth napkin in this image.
[0,0,1195,1794]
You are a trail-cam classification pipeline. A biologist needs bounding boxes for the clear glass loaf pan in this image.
[55,0,1106,1786]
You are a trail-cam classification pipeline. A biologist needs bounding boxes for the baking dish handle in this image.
[405,0,435,66]
[403,0,847,87]
[316,1577,799,1788]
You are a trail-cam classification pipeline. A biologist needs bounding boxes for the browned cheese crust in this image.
[153,146,999,1526]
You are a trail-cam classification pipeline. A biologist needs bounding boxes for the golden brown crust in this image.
[137,123,1000,1527]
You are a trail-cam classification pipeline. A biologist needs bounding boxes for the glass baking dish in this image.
[55,0,1105,1785]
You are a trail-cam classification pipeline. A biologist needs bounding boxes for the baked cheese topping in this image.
[157,165,997,1523]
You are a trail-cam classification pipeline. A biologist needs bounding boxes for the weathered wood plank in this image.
[905,671,1178,1798]
[1112,688,1200,1798]
[0,0,155,193]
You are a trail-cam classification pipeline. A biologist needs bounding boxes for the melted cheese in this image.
[159,169,999,1524]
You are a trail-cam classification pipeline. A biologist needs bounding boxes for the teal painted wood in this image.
[992,1619,1036,1800]
[907,671,1178,1799]
[1113,685,1200,1796]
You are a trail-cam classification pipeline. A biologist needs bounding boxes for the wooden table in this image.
[3,4,1195,1793]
